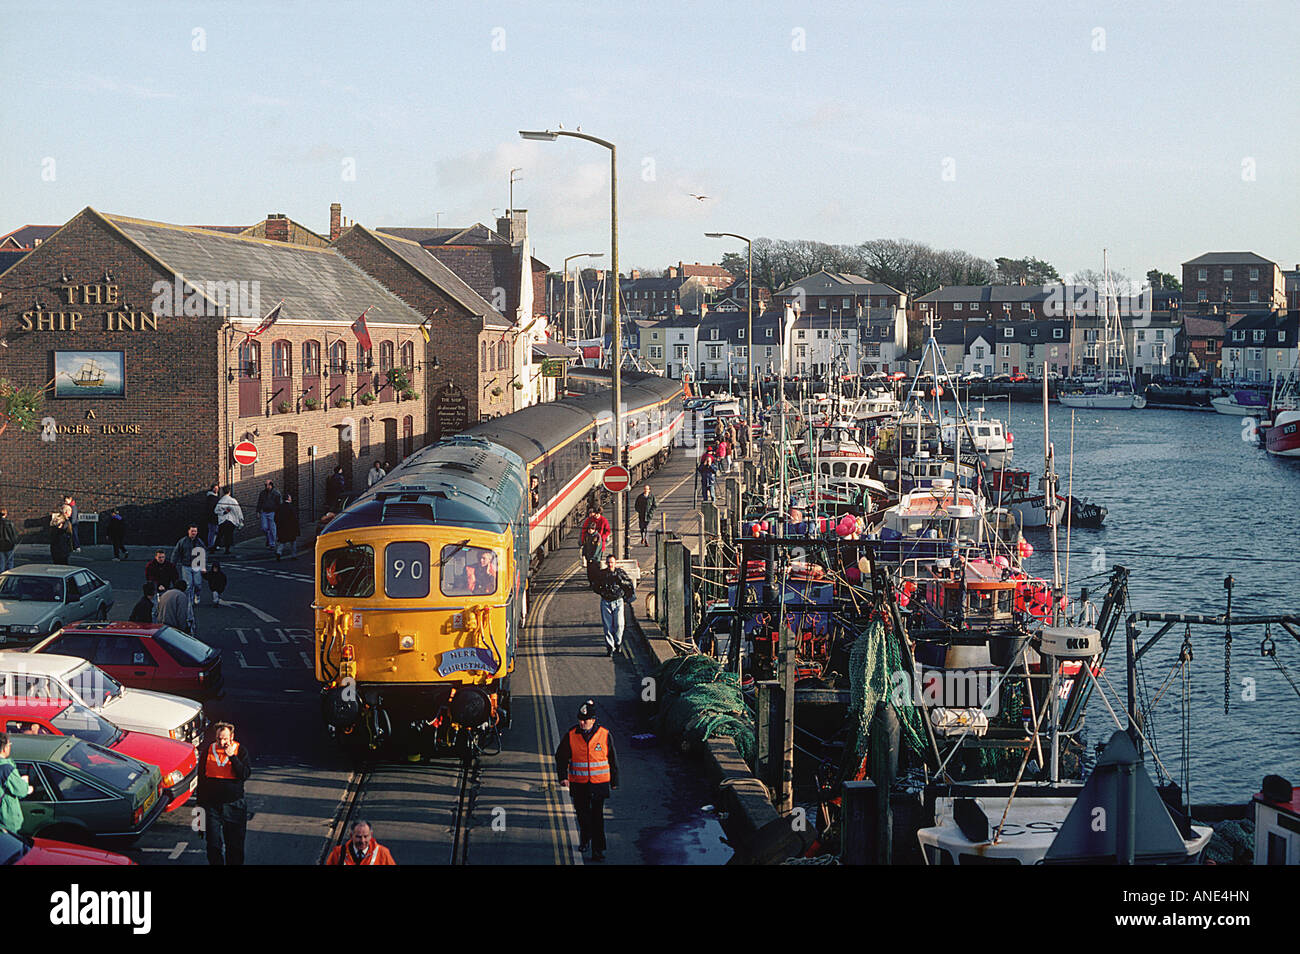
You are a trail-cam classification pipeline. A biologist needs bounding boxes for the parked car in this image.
[7,735,166,844]
[0,566,114,646]
[1,697,198,812]
[1009,372,1029,383]
[0,653,204,744]
[0,826,134,865]
[35,622,224,701]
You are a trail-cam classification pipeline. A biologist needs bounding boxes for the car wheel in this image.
[97,603,108,621]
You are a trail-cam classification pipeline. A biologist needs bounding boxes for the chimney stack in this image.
[330,203,342,242]
[265,213,289,243]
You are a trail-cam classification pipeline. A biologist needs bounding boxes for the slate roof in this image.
[532,341,579,358]
[774,270,902,297]
[378,224,509,247]
[1221,312,1298,347]
[933,321,995,345]
[1182,251,1276,266]
[98,210,426,328]
[991,320,1070,344]
[916,284,1059,303]
[349,226,508,327]
[0,225,59,249]
[1181,316,1226,339]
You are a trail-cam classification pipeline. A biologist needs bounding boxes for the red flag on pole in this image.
[244,300,284,343]
[351,307,373,351]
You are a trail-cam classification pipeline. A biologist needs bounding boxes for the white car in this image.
[0,653,204,744]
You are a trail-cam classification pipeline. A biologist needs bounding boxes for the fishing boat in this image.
[872,480,991,568]
[1263,368,1300,457]
[940,407,1014,468]
[847,387,901,424]
[984,469,1064,529]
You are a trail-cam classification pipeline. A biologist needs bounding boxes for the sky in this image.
[2,0,1297,283]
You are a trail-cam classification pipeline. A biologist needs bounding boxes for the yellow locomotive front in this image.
[315,519,519,755]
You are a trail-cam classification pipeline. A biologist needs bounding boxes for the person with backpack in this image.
[634,486,657,546]
[215,487,243,555]
[590,554,635,656]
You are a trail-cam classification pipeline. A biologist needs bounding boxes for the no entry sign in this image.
[232,441,258,466]
[602,464,630,493]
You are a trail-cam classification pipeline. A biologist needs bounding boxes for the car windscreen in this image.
[58,739,145,790]
[67,662,123,708]
[50,704,122,747]
[151,627,214,667]
[0,575,61,602]
[0,827,28,865]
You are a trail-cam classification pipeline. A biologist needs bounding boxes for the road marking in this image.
[221,600,279,622]
[168,841,187,859]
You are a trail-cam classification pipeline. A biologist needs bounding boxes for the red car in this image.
[1,827,133,865]
[34,622,224,701]
[0,697,199,812]
[1009,373,1029,383]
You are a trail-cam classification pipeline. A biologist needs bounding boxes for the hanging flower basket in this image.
[303,397,320,410]
[276,401,292,414]
[401,388,419,402]
[336,397,354,408]
[359,392,377,406]
[491,386,503,398]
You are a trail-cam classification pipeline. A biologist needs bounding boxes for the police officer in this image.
[555,700,619,861]
[196,721,252,865]
[324,820,397,865]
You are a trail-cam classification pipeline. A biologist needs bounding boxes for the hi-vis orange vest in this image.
[567,726,611,784]
[326,841,396,866]
[205,742,239,779]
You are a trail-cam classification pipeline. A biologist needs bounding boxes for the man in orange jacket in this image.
[555,699,619,861]
[325,820,397,865]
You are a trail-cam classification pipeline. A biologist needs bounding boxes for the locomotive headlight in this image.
[449,686,492,729]
[398,634,416,652]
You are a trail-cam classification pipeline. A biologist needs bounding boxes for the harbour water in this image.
[978,399,1300,803]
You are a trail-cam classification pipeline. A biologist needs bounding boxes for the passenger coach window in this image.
[321,545,375,598]
[384,542,430,599]
[441,545,499,597]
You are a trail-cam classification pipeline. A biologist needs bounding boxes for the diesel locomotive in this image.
[314,369,684,754]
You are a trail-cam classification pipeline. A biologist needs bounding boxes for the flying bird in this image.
[689,193,710,201]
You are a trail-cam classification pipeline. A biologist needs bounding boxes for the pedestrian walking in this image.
[155,579,195,634]
[324,820,397,866]
[129,582,155,624]
[634,486,657,546]
[256,480,281,550]
[555,700,618,862]
[204,560,228,606]
[61,495,80,552]
[203,483,221,549]
[579,504,612,566]
[172,524,205,605]
[48,508,74,565]
[590,554,634,656]
[325,466,346,515]
[215,487,243,555]
[697,454,716,503]
[0,732,32,834]
[196,722,251,866]
[275,493,300,560]
[106,507,128,560]
[366,461,386,488]
[0,508,17,573]
[716,436,730,474]
[145,549,180,597]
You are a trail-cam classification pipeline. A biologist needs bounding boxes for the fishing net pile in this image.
[846,616,929,774]
[651,654,755,763]
[1201,818,1254,865]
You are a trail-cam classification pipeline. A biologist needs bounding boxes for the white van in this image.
[0,653,204,744]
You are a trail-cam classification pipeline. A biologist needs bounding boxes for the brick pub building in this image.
[0,207,516,542]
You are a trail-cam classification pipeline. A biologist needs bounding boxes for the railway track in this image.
[322,753,482,865]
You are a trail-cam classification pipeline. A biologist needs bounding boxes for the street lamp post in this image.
[563,252,603,347]
[705,232,753,441]
[521,128,625,559]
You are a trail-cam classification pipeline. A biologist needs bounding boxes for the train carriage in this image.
[315,370,682,755]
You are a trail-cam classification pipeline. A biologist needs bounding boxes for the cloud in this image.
[60,73,177,100]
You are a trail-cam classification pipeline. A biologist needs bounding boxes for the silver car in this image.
[0,566,114,645]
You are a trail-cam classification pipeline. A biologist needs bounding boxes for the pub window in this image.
[303,340,321,375]
[498,340,507,369]
[329,340,348,374]
[400,341,414,370]
[481,340,488,371]
[239,341,261,377]
[358,346,373,370]
[359,417,370,454]
[271,339,292,377]
[379,341,395,372]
